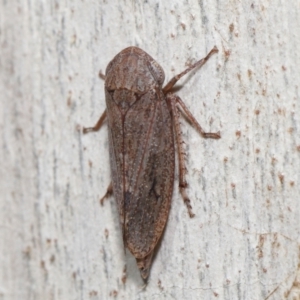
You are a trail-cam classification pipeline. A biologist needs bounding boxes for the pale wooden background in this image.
[1,1,300,299]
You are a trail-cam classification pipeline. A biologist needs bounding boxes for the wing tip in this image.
[136,251,154,281]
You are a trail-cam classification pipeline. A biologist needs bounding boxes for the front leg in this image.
[100,182,113,205]
[83,110,107,134]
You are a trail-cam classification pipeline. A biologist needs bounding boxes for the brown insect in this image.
[83,46,220,281]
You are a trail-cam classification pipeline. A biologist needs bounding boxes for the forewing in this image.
[123,89,174,259]
[105,90,124,223]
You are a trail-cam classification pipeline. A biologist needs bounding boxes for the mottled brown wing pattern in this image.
[105,89,124,223]
[105,86,174,259]
[123,89,174,258]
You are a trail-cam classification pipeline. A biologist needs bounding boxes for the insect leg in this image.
[168,94,195,218]
[98,71,106,80]
[163,46,218,94]
[83,110,107,134]
[175,96,221,139]
[100,181,113,206]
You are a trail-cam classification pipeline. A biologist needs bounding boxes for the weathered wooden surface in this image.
[1,1,299,299]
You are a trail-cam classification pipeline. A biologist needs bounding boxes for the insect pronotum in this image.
[83,46,220,281]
